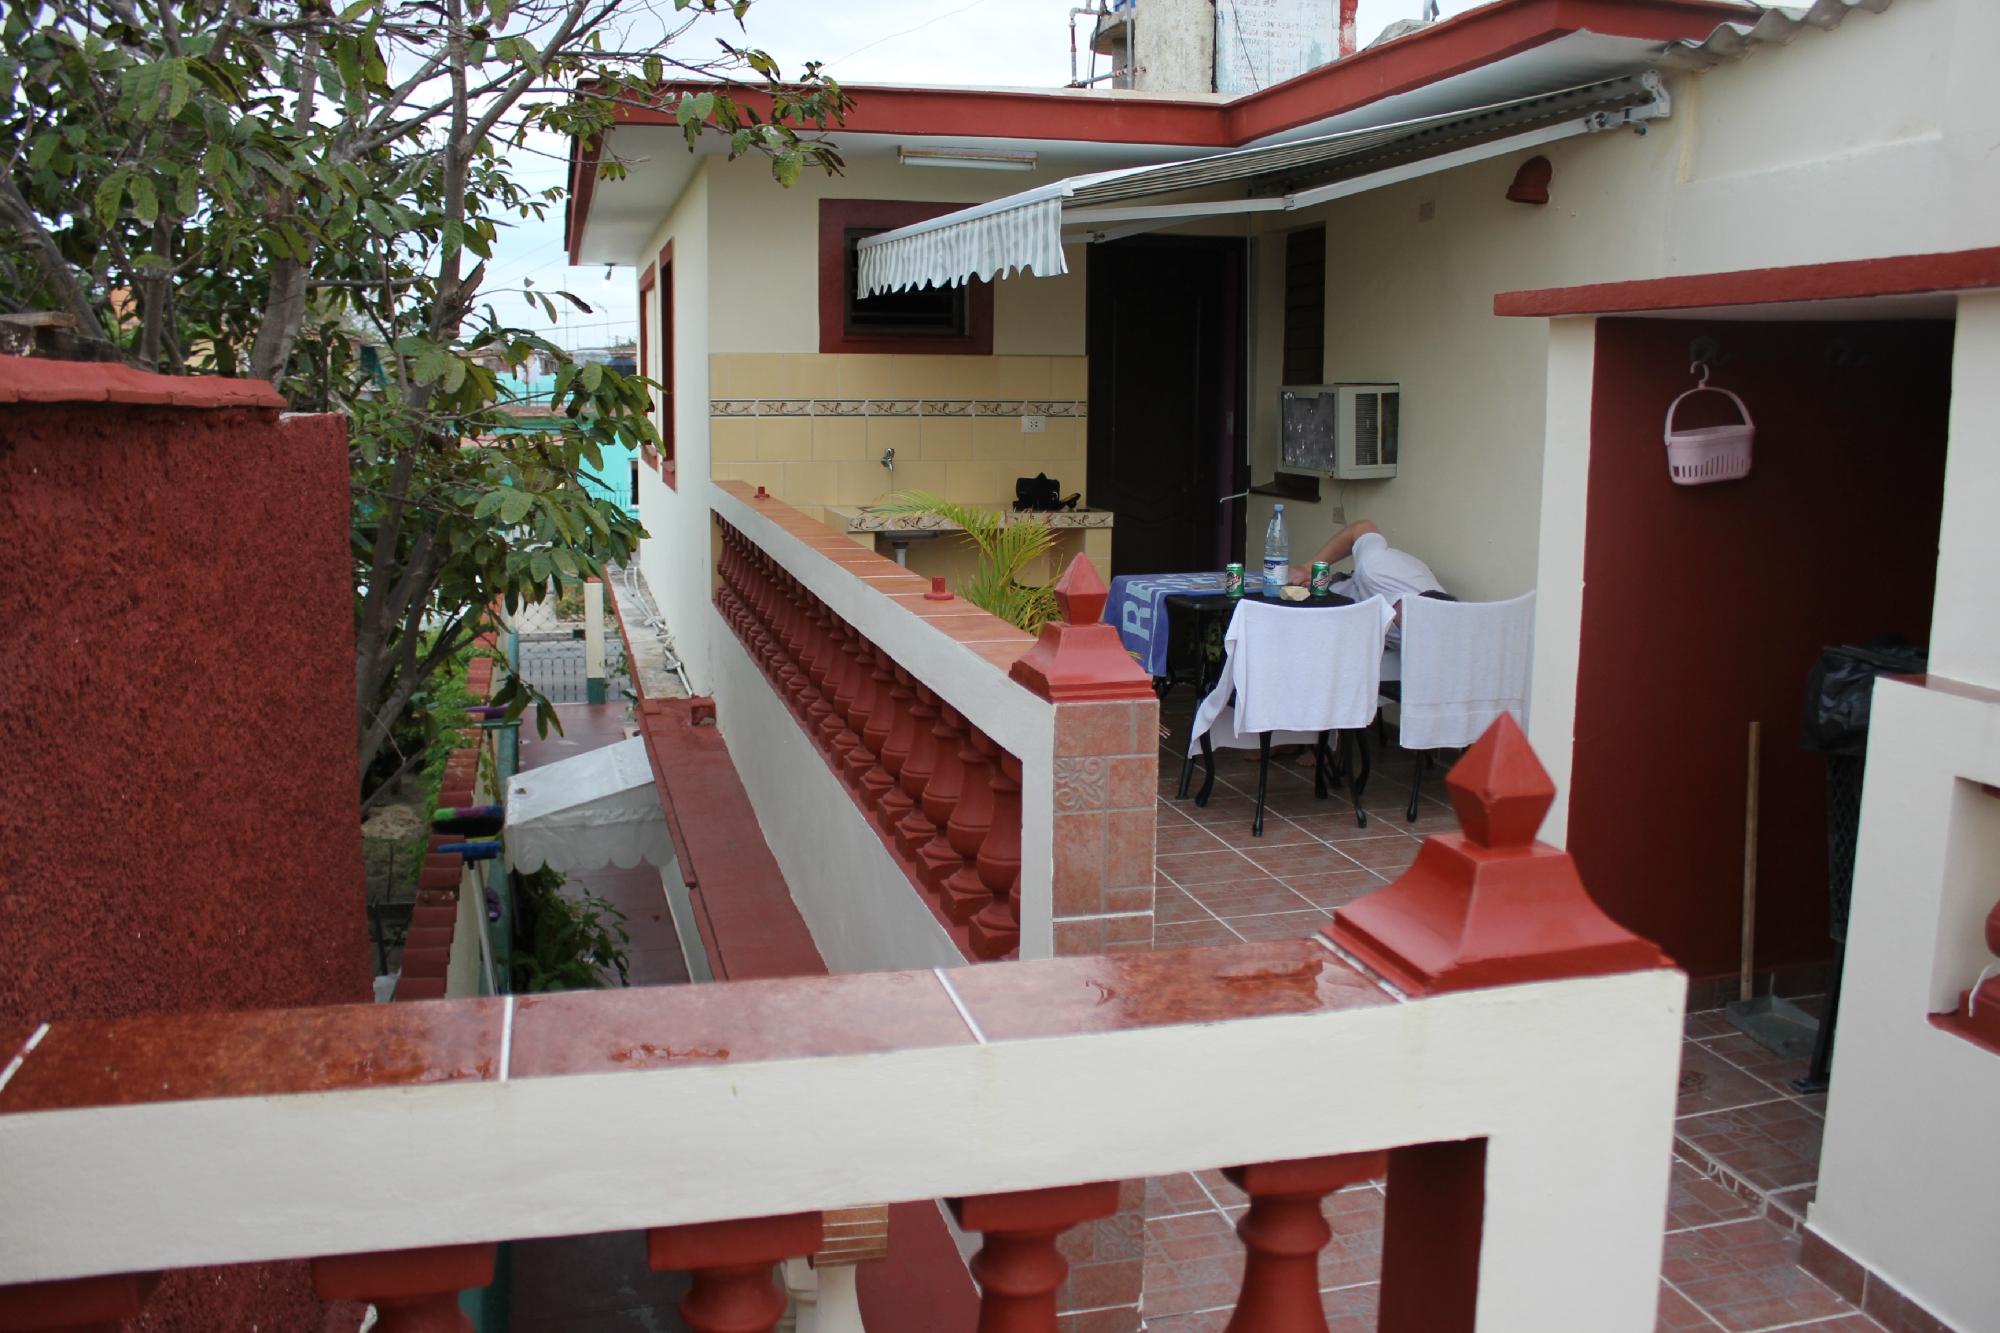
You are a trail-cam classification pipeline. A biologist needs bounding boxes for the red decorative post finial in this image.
[754,485,769,500]
[925,575,954,602]
[1008,555,1153,703]
[1443,712,1554,848]
[1051,552,1108,625]
[1326,715,1667,996]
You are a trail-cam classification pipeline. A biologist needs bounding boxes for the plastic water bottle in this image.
[1262,504,1290,590]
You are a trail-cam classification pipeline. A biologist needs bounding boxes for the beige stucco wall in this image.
[1243,0,1997,603]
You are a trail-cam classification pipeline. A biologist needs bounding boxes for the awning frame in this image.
[859,74,1671,295]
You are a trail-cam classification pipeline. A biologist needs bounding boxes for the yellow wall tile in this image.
[708,354,760,398]
[1040,416,1088,463]
[990,356,1054,399]
[864,416,920,457]
[971,416,1022,462]
[754,416,813,461]
[915,415,976,461]
[1050,356,1089,401]
[836,459,887,506]
[779,354,840,397]
[711,461,782,491]
[942,461,1017,505]
[883,460,946,501]
[710,418,758,462]
[811,417,869,460]
[832,355,898,398]
[780,461,839,505]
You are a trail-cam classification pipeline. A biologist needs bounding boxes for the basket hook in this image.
[1689,360,1712,389]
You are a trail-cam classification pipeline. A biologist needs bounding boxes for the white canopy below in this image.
[504,736,675,874]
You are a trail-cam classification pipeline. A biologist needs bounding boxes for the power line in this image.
[827,0,999,70]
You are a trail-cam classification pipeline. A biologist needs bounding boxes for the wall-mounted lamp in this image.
[1506,156,1553,206]
[601,263,615,287]
[898,146,1039,172]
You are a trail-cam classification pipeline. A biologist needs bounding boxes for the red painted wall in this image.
[1569,319,1952,980]
[0,379,371,1330]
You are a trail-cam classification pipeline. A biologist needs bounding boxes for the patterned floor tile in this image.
[1676,1101,1825,1194]
[1666,1157,1761,1233]
[1661,1217,1851,1332]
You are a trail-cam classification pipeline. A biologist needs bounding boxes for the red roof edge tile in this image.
[635,697,827,981]
[0,355,286,409]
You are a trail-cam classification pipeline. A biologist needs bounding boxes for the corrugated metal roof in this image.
[1661,0,1895,71]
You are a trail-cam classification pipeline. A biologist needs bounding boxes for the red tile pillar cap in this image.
[1326,714,1668,995]
[0,1272,160,1332]
[1008,555,1155,703]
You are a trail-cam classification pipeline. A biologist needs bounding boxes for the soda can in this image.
[1310,561,1333,596]
[1223,563,1245,598]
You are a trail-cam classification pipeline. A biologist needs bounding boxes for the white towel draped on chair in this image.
[1395,591,1535,750]
[1189,597,1397,754]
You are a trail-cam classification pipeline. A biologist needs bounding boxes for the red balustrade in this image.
[949,1183,1122,1333]
[918,706,972,891]
[895,684,944,857]
[310,1243,497,1333]
[648,1213,824,1333]
[941,730,999,923]
[970,752,1024,958]
[710,515,1031,960]
[0,1272,157,1333]
[1222,1153,1386,1332]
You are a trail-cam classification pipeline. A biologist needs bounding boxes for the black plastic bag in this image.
[1802,637,1927,756]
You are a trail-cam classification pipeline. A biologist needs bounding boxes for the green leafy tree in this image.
[1,0,847,806]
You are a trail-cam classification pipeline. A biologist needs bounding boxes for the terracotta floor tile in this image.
[1666,1157,1760,1232]
[1225,909,1332,942]
[1155,819,1229,856]
[1686,1009,1738,1040]
[1153,848,1265,885]
[1328,837,1422,872]
[1662,1218,1850,1333]
[1144,1173,1217,1220]
[1237,842,1368,878]
[1658,1279,1721,1332]
[1202,817,1320,849]
[1675,1101,1825,1194]
[1765,1184,1817,1230]
[1182,877,1317,919]
[1700,1032,1815,1092]
[1154,919,1239,949]
[1153,884,1217,926]
[1777,1317,1888,1332]
[1276,869,1389,911]
[1679,1043,1791,1119]
[1284,815,1417,845]
[1180,796,1265,827]
[1320,1282,1379,1330]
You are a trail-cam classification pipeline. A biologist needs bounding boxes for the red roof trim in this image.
[567,134,603,265]
[1493,247,2000,317]
[0,355,285,409]
[575,0,1741,251]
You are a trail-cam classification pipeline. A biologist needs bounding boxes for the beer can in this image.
[1310,561,1333,596]
[1223,563,1245,598]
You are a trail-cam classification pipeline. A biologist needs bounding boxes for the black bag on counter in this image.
[1801,637,1927,756]
[1014,473,1061,511]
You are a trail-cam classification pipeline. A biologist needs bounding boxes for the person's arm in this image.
[1288,520,1380,584]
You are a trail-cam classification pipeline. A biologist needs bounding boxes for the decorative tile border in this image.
[711,398,1086,420]
[832,508,1114,534]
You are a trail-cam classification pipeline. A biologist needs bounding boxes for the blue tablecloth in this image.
[1105,572,1273,677]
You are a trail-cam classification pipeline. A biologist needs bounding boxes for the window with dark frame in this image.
[629,458,640,506]
[1282,225,1327,387]
[842,226,968,338]
[656,247,675,482]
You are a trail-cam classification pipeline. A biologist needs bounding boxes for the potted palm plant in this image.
[869,492,1060,633]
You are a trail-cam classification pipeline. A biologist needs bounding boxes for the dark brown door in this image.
[1087,236,1247,576]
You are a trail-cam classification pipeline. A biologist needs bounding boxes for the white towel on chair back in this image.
[1396,591,1536,751]
[1189,597,1395,754]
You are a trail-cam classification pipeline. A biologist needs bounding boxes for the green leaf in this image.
[129,175,158,224]
[93,169,129,223]
[499,489,534,525]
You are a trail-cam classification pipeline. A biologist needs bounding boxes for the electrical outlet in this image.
[1020,415,1046,434]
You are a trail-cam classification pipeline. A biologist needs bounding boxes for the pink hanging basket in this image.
[1663,370,1754,486]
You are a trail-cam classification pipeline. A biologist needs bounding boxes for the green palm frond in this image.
[873,491,1059,633]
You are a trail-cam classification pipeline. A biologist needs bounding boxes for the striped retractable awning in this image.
[857,75,1665,297]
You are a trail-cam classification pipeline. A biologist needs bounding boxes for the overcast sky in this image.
[498,0,1485,350]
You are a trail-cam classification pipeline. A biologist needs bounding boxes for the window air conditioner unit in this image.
[1279,383,1400,479]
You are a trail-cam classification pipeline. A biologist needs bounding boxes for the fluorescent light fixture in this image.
[898,146,1039,172]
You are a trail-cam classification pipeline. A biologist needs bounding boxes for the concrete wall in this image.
[1244,0,2000,604]
[0,380,371,1332]
[1807,292,2000,1333]
[1135,0,1217,94]
[634,166,714,690]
